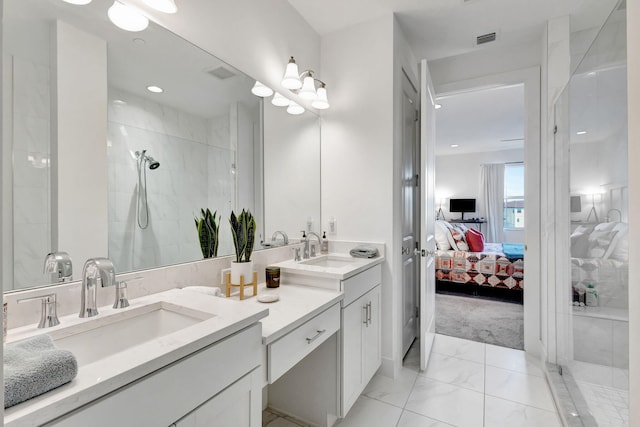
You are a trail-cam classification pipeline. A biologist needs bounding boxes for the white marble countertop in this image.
[4,289,268,427]
[227,283,343,345]
[274,252,384,281]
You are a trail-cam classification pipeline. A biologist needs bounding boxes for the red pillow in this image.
[465,229,485,252]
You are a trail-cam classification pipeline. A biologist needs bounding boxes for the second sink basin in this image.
[299,255,356,268]
[51,301,213,366]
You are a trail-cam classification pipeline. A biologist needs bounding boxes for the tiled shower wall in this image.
[107,88,250,273]
[11,55,52,289]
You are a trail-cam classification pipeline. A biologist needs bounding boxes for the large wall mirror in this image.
[2,0,321,292]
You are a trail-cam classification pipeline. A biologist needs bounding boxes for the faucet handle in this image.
[292,247,301,262]
[18,294,60,328]
[113,281,130,309]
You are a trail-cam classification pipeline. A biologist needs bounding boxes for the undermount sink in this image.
[51,301,213,366]
[299,255,356,268]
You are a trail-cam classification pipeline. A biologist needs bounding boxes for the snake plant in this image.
[194,208,219,258]
[229,209,256,263]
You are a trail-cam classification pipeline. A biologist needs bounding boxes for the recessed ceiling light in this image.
[61,0,93,5]
[451,144,459,148]
[108,1,149,32]
[576,131,587,135]
[147,85,163,93]
[434,104,442,109]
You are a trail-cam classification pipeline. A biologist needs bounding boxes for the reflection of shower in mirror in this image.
[135,150,160,229]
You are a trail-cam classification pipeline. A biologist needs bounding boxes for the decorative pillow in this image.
[434,221,452,250]
[465,228,485,252]
[570,225,593,258]
[594,222,617,232]
[444,222,469,251]
[603,223,628,259]
[586,230,618,258]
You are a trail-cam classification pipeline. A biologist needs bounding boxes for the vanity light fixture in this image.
[251,81,274,97]
[286,100,305,115]
[271,92,290,107]
[311,82,330,110]
[147,85,163,93]
[299,71,318,99]
[281,57,302,89]
[108,1,149,32]
[142,0,178,14]
[61,0,92,5]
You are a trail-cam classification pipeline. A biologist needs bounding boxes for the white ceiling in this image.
[286,0,617,61]
[435,84,524,156]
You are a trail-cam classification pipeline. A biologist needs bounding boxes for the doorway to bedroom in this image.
[433,83,526,350]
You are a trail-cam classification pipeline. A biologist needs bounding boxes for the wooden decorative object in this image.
[225,271,258,300]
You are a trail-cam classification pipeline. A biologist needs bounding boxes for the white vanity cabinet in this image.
[340,265,382,415]
[46,324,263,427]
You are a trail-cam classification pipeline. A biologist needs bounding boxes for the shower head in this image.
[146,155,160,170]
[135,150,160,170]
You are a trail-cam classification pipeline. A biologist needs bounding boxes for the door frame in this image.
[434,67,543,357]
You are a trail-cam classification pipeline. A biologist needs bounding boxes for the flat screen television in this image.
[449,198,476,220]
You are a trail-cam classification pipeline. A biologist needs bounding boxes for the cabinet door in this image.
[363,285,381,382]
[342,299,365,413]
[173,371,256,427]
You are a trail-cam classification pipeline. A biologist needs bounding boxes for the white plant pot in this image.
[230,260,254,284]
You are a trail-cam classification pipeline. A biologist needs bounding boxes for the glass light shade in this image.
[311,86,330,109]
[271,92,289,107]
[287,101,305,115]
[299,75,317,99]
[251,81,274,97]
[281,58,302,90]
[141,0,177,13]
[62,0,92,4]
[108,1,149,32]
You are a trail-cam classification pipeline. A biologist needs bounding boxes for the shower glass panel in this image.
[555,3,628,425]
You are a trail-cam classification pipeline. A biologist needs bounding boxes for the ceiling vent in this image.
[476,32,497,45]
[206,66,236,80]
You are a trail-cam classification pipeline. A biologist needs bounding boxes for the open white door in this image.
[419,59,437,371]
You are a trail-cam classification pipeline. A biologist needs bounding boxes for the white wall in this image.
[626,0,639,423]
[320,15,396,374]
[51,20,108,270]
[429,38,541,90]
[436,149,524,243]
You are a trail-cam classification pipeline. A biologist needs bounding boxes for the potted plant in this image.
[194,208,220,258]
[229,209,256,284]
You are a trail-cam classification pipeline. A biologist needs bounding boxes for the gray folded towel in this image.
[349,245,380,259]
[4,334,78,408]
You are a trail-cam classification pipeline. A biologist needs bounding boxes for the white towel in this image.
[181,286,223,297]
[4,335,78,408]
[349,245,380,259]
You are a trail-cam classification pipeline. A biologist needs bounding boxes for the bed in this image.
[434,221,524,302]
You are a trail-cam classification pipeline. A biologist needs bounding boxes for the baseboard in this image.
[379,356,396,378]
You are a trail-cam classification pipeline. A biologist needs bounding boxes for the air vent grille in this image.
[476,32,496,45]
[206,66,236,80]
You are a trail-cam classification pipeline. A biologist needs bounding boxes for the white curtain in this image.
[480,163,505,242]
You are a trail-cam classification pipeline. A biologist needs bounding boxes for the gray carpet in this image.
[436,293,524,350]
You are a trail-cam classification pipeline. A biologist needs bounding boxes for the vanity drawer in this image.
[267,303,340,383]
[342,264,381,306]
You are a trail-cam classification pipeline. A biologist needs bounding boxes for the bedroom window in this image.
[504,163,524,229]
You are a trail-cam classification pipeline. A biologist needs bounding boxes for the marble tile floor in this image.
[336,334,562,427]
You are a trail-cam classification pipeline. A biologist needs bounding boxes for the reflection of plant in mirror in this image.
[230,210,256,263]
[195,209,220,258]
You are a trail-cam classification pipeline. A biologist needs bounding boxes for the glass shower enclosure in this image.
[554,2,628,425]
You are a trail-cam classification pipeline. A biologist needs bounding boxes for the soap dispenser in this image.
[321,231,329,254]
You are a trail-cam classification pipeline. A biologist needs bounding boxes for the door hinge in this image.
[415,174,420,187]
[553,125,558,135]
[415,307,419,318]
[414,109,419,122]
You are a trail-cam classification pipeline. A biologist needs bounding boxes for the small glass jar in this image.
[266,266,280,288]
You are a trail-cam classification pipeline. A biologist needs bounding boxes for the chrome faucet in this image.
[271,230,289,246]
[43,252,73,283]
[80,258,116,318]
[303,231,322,259]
